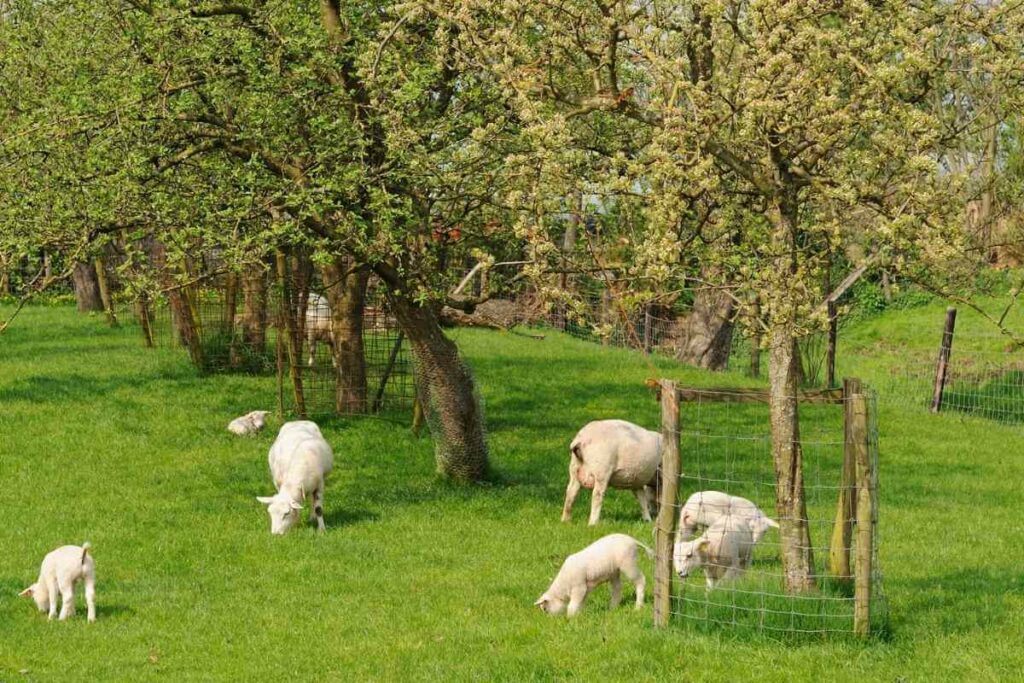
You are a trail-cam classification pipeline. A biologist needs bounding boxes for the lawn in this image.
[2,303,1023,681]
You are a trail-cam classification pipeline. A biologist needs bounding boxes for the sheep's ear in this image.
[765,517,780,529]
[290,501,303,511]
[256,496,275,504]
[18,586,34,597]
[534,597,548,610]
[697,539,710,553]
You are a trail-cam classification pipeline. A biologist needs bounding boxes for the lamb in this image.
[227,410,270,436]
[257,420,334,535]
[677,490,779,544]
[535,533,652,617]
[561,419,661,526]
[673,515,754,590]
[19,542,96,622]
[306,293,335,367]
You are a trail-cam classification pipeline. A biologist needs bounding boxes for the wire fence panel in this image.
[657,385,885,639]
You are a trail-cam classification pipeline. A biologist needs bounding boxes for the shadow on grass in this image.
[323,508,380,527]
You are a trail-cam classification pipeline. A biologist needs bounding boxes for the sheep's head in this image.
[256,495,303,535]
[534,594,567,615]
[18,583,48,612]
[248,411,270,430]
[673,537,709,579]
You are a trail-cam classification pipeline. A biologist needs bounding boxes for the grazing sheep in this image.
[561,419,661,526]
[677,490,779,544]
[306,293,335,367]
[19,543,96,622]
[535,533,652,617]
[227,410,270,436]
[673,516,754,590]
[257,420,334,535]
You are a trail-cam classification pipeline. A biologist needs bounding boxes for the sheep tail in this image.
[636,541,655,559]
[81,542,92,565]
[571,442,584,462]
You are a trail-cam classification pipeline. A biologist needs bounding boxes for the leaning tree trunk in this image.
[677,280,736,370]
[71,261,104,312]
[767,193,816,593]
[387,292,489,482]
[321,258,370,414]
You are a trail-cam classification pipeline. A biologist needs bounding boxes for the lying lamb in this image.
[20,542,96,622]
[535,533,652,617]
[673,516,753,590]
[227,410,270,436]
[678,490,779,544]
[257,420,334,535]
[306,293,335,367]
[562,419,661,526]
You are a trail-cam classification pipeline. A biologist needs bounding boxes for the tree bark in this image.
[677,283,735,370]
[94,256,118,327]
[386,290,489,482]
[321,257,370,414]
[241,263,269,349]
[0,253,11,296]
[72,261,104,312]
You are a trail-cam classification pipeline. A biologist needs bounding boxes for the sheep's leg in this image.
[633,488,652,522]
[307,337,316,366]
[45,577,58,620]
[566,586,588,618]
[57,580,75,620]
[561,457,582,522]
[587,474,611,526]
[84,572,96,623]
[622,556,646,608]
[312,485,326,532]
[609,572,623,609]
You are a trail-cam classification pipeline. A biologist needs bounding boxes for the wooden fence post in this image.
[826,300,837,388]
[852,392,873,637]
[930,307,957,413]
[654,379,680,628]
[829,378,861,586]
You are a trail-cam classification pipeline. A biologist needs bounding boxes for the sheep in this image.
[257,420,334,535]
[534,533,652,617]
[19,542,96,622]
[561,419,661,526]
[227,410,271,436]
[677,490,779,544]
[673,515,754,590]
[306,293,335,367]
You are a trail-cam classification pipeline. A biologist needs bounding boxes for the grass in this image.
[2,303,1024,681]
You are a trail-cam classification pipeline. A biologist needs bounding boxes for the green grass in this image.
[2,303,1024,681]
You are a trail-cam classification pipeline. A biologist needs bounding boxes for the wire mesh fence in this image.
[654,382,885,639]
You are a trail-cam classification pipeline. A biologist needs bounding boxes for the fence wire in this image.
[665,389,885,638]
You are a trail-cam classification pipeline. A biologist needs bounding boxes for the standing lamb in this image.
[561,419,661,526]
[535,533,652,617]
[673,515,754,590]
[19,542,96,622]
[257,420,334,535]
[677,490,779,544]
[306,293,335,367]
[227,410,271,436]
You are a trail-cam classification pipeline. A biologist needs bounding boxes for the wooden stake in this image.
[826,300,837,388]
[829,378,861,586]
[654,379,680,628]
[372,331,406,413]
[930,307,957,413]
[852,392,873,637]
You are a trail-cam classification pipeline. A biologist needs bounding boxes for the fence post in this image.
[826,300,837,387]
[643,306,653,355]
[930,307,957,413]
[829,377,861,586]
[654,379,680,628]
[852,392,873,638]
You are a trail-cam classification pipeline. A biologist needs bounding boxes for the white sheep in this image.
[19,542,96,622]
[677,490,779,544]
[306,293,335,367]
[535,533,652,617]
[227,410,270,436]
[561,419,661,526]
[257,420,334,535]
[673,515,754,590]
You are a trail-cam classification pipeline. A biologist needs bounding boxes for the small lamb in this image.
[306,293,335,367]
[673,516,753,590]
[677,490,779,544]
[562,419,662,526]
[257,420,334,535]
[535,533,652,617]
[227,410,271,436]
[19,542,96,622]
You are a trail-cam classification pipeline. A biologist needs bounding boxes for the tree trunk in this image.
[241,263,269,349]
[223,272,240,366]
[0,253,11,296]
[94,256,118,327]
[768,194,816,593]
[72,261,104,312]
[321,257,370,414]
[276,250,306,416]
[387,292,489,482]
[677,283,735,370]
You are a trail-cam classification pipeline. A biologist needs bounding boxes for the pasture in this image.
[2,302,1023,681]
